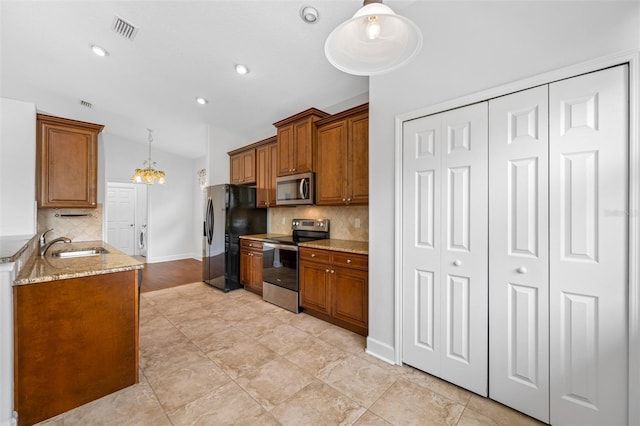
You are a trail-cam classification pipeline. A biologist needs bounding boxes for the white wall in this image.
[193,156,206,259]
[104,133,197,262]
[207,125,245,186]
[0,98,36,237]
[367,1,640,361]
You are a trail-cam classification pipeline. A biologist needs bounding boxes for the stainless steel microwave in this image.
[276,172,315,205]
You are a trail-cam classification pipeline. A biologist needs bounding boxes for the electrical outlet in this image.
[281,217,286,225]
[355,218,361,228]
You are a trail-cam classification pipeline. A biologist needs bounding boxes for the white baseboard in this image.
[365,337,397,365]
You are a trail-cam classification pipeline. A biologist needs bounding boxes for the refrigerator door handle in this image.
[206,197,214,246]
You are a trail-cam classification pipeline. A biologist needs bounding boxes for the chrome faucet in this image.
[39,229,72,256]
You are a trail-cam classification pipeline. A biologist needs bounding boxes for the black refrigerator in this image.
[203,184,267,292]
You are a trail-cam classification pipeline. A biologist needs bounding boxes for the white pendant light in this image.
[325,0,422,76]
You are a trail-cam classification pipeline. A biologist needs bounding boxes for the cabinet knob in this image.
[346,259,352,264]
[453,260,462,266]
[342,198,346,202]
[311,253,316,257]
[347,198,351,202]
[516,266,527,274]
[325,269,330,273]
[331,270,335,274]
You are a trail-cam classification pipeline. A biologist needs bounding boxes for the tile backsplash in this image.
[37,204,103,242]
[269,205,368,242]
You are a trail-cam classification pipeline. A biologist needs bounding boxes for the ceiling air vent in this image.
[111,15,139,41]
[80,100,93,109]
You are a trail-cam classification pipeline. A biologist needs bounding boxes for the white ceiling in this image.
[0,1,415,158]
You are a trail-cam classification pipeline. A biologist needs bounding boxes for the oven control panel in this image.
[291,219,330,232]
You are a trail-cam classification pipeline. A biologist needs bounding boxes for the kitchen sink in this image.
[51,247,109,258]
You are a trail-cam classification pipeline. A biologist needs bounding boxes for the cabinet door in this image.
[230,150,256,184]
[230,153,243,184]
[331,266,368,331]
[241,150,256,184]
[240,249,253,286]
[256,145,269,207]
[38,118,100,208]
[268,142,278,206]
[348,112,369,204]
[293,118,314,173]
[316,121,347,205]
[299,261,331,315]
[277,124,294,176]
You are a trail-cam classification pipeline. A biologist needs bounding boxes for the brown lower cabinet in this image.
[299,247,368,336]
[14,270,139,426]
[240,239,263,295]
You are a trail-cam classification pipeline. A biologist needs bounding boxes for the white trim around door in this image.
[394,50,640,425]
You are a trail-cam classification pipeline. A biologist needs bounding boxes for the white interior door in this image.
[106,183,136,255]
[488,85,549,422]
[549,65,628,425]
[402,102,488,396]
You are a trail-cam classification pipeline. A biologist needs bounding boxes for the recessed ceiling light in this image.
[195,97,208,105]
[90,44,109,57]
[235,64,249,75]
[300,6,319,24]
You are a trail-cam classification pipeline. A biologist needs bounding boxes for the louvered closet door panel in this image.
[402,113,443,374]
[488,86,549,423]
[549,65,628,425]
[402,102,488,396]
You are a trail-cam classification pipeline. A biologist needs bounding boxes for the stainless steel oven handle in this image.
[263,242,298,252]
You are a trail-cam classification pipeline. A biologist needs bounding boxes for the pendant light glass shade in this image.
[325,1,422,76]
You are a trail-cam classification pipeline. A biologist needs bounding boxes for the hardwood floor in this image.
[140,258,203,293]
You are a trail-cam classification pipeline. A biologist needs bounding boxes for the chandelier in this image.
[132,129,166,185]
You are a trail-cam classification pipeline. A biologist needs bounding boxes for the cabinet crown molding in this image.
[36,113,104,133]
[272,107,329,128]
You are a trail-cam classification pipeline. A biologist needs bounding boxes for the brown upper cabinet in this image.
[315,103,369,206]
[255,137,278,208]
[36,114,104,209]
[229,147,256,185]
[273,108,328,177]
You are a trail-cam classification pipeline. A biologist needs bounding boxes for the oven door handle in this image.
[263,242,298,252]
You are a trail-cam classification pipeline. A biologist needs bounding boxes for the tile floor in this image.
[38,282,544,425]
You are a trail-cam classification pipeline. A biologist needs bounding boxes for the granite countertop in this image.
[14,240,143,286]
[298,239,368,255]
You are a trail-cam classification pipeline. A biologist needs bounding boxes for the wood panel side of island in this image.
[13,270,139,426]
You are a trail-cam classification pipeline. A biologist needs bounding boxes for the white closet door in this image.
[549,65,628,425]
[402,113,443,373]
[402,102,488,396]
[488,86,549,422]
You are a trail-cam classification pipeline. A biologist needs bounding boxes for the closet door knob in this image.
[517,266,527,274]
[453,260,462,266]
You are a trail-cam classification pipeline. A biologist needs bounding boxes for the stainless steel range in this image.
[261,219,329,313]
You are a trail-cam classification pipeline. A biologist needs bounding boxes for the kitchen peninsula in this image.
[12,240,143,426]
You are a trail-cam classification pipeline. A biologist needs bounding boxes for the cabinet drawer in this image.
[300,247,331,264]
[332,252,368,270]
[241,239,262,251]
